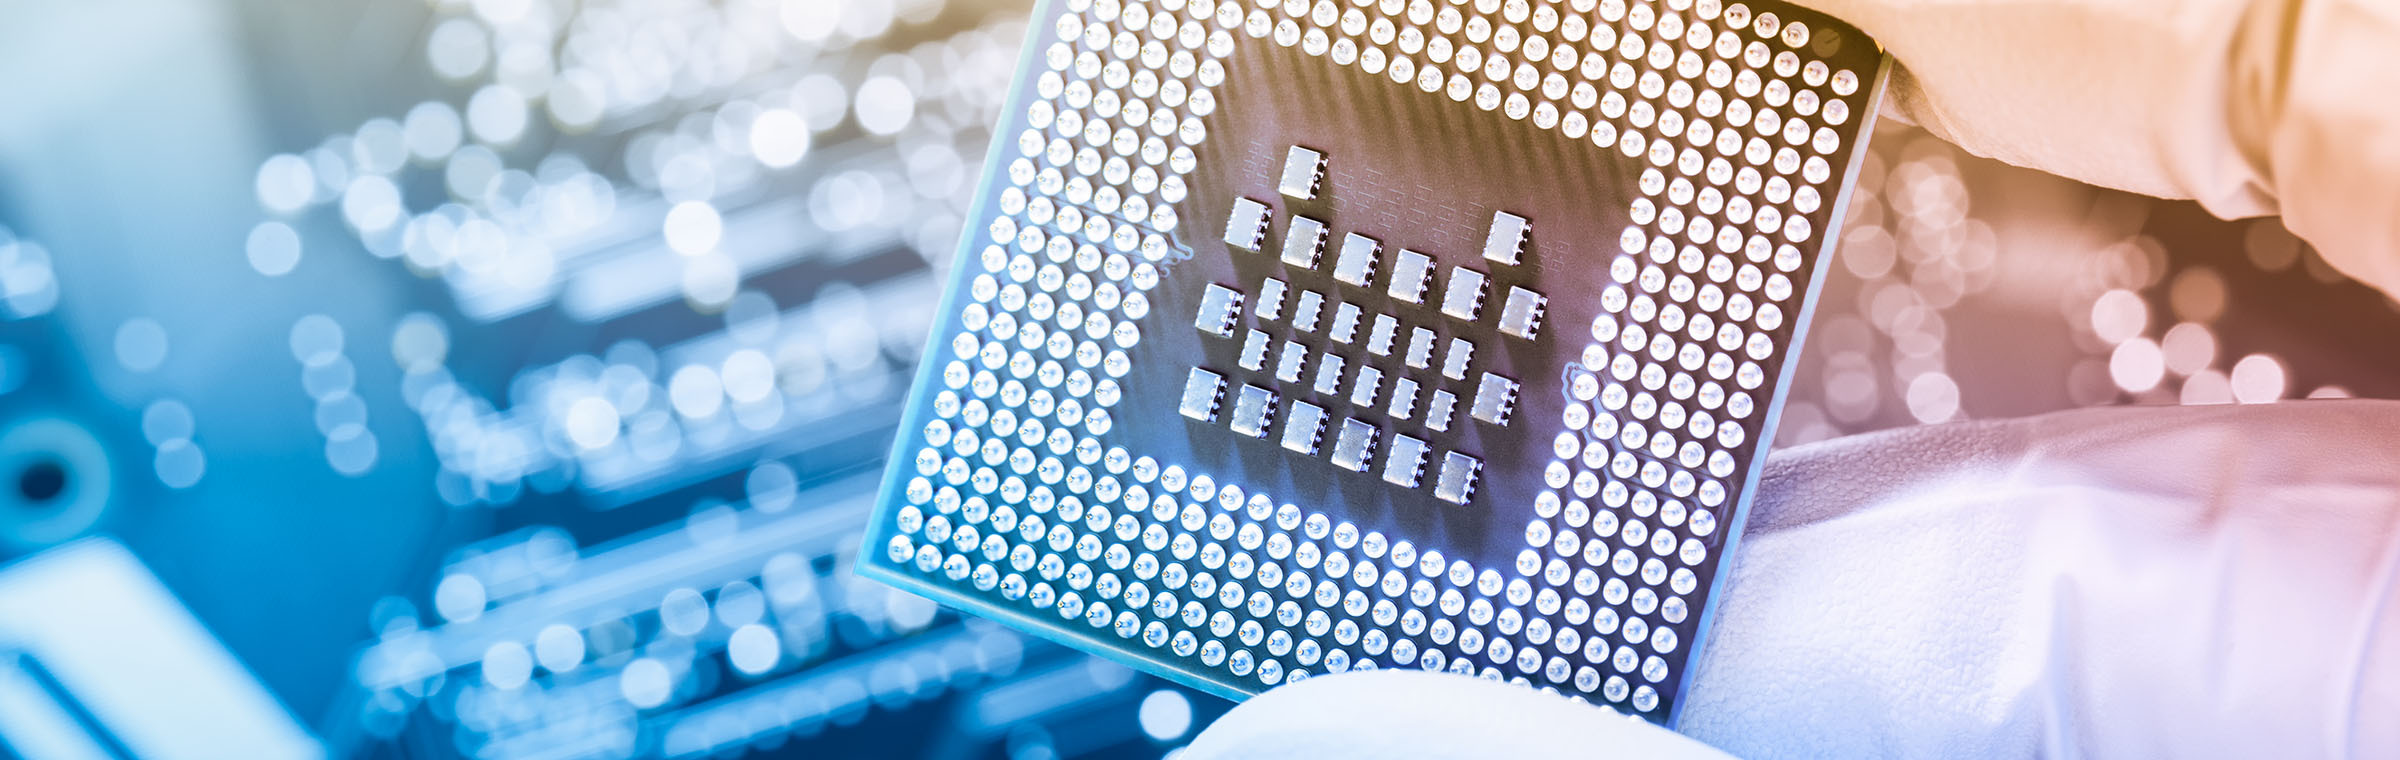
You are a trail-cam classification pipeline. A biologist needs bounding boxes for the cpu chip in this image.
[869,0,1889,725]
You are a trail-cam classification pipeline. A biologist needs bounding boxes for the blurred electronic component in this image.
[866,0,1892,726]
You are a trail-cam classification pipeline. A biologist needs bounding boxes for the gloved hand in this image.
[1823,0,2400,298]
[1184,400,2400,758]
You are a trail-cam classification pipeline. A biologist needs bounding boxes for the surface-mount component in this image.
[1483,211,1529,265]
[1329,418,1377,473]
[1225,197,1272,250]
[1433,451,1482,505]
[1498,286,1547,340]
[1440,268,1488,322]
[1230,385,1277,438]
[1332,233,1381,287]
[869,0,1890,728]
[1195,284,1243,337]
[1388,250,1433,304]
[1179,368,1225,422]
[1279,146,1327,200]
[1282,216,1327,269]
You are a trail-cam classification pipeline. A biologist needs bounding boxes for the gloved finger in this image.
[1813,0,2400,297]
[1677,400,2400,759]
[1182,668,1733,760]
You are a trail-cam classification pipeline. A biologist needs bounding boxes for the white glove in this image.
[1185,400,2400,758]
[1820,0,2400,297]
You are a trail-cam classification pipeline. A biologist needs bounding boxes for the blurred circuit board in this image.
[1,0,2395,758]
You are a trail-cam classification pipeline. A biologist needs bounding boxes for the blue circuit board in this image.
[0,0,1231,758]
[863,0,1886,723]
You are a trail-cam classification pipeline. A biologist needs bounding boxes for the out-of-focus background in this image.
[0,0,2390,758]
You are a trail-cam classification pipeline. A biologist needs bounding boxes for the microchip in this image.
[1387,249,1433,304]
[1470,372,1520,426]
[1403,327,1434,370]
[1328,302,1361,344]
[1291,290,1324,333]
[1499,286,1547,340]
[1281,216,1327,269]
[1441,337,1474,381]
[1195,283,1242,338]
[1225,197,1272,250]
[1483,211,1529,265]
[1282,401,1327,455]
[1349,365,1383,408]
[1230,385,1276,438]
[1389,377,1420,420]
[1274,340,1306,383]
[1425,389,1457,433]
[1279,146,1326,200]
[869,0,1889,725]
[1382,434,1428,488]
[1440,267,1487,322]
[1312,353,1345,396]
[1238,329,1271,371]
[1329,418,1376,473]
[1179,368,1224,422]
[1433,451,1482,505]
[1256,277,1287,320]
[1366,314,1397,356]
[1332,232,1380,288]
